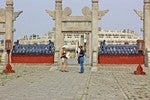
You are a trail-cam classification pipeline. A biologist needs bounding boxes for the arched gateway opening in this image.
[46,0,108,65]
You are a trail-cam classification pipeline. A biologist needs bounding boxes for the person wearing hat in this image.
[60,46,69,72]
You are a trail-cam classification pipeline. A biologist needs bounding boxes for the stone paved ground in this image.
[87,65,150,100]
[0,64,150,100]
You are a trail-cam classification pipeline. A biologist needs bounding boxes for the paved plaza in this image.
[0,63,150,100]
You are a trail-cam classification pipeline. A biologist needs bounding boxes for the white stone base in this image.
[49,66,58,71]
[91,66,98,72]
[145,49,150,67]
[148,52,150,67]
[1,52,6,64]
[54,51,60,63]
[92,51,98,66]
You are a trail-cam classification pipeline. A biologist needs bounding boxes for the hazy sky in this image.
[0,0,143,40]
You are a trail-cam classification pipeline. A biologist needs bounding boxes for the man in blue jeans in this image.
[78,46,85,73]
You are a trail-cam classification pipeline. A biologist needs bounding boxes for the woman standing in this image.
[60,46,68,72]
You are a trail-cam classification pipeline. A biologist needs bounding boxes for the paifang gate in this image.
[46,0,108,66]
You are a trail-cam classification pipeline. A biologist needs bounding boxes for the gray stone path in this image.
[86,66,150,100]
[0,64,150,100]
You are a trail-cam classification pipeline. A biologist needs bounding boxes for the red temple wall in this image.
[98,55,144,64]
[11,54,54,64]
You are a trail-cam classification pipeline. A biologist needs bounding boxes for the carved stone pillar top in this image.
[92,0,99,3]
[134,9,144,20]
[56,0,62,3]
[98,10,109,19]
[55,0,62,10]
[46,10,56,20]
[144,0,150,3]
[13,11,23,21]
[63,7,72,17]
[6,0,13,6]
[82,7,91,16]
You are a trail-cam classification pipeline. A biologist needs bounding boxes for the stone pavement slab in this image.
[85,65,150,100]
[0,64,91,100]
[0,64,150,100]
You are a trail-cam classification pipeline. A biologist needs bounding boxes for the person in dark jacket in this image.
[78,46,85,73]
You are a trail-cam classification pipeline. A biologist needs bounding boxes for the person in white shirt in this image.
[60,46,69,72]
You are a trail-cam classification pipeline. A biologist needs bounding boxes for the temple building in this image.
[18,29,141,46]
[0,28,142,59]
[98,29,141,44]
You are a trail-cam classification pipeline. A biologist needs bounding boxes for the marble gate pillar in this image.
[144,0,150,67]
[54,0,63,63]
[46,0,63,63]
[0,0,22,63]
[90,0,99,66]
[5,0,13,42]
[90,0,108,66]
[4,0,14,64]
[135,0,150,67]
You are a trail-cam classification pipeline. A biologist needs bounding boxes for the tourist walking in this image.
[60,46,69,72]
[78,46,85,73]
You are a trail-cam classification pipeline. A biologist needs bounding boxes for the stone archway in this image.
[46,0,108,66]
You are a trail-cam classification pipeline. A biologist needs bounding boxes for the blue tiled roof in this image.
[99,41,140,55]
[12,40,55,55]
